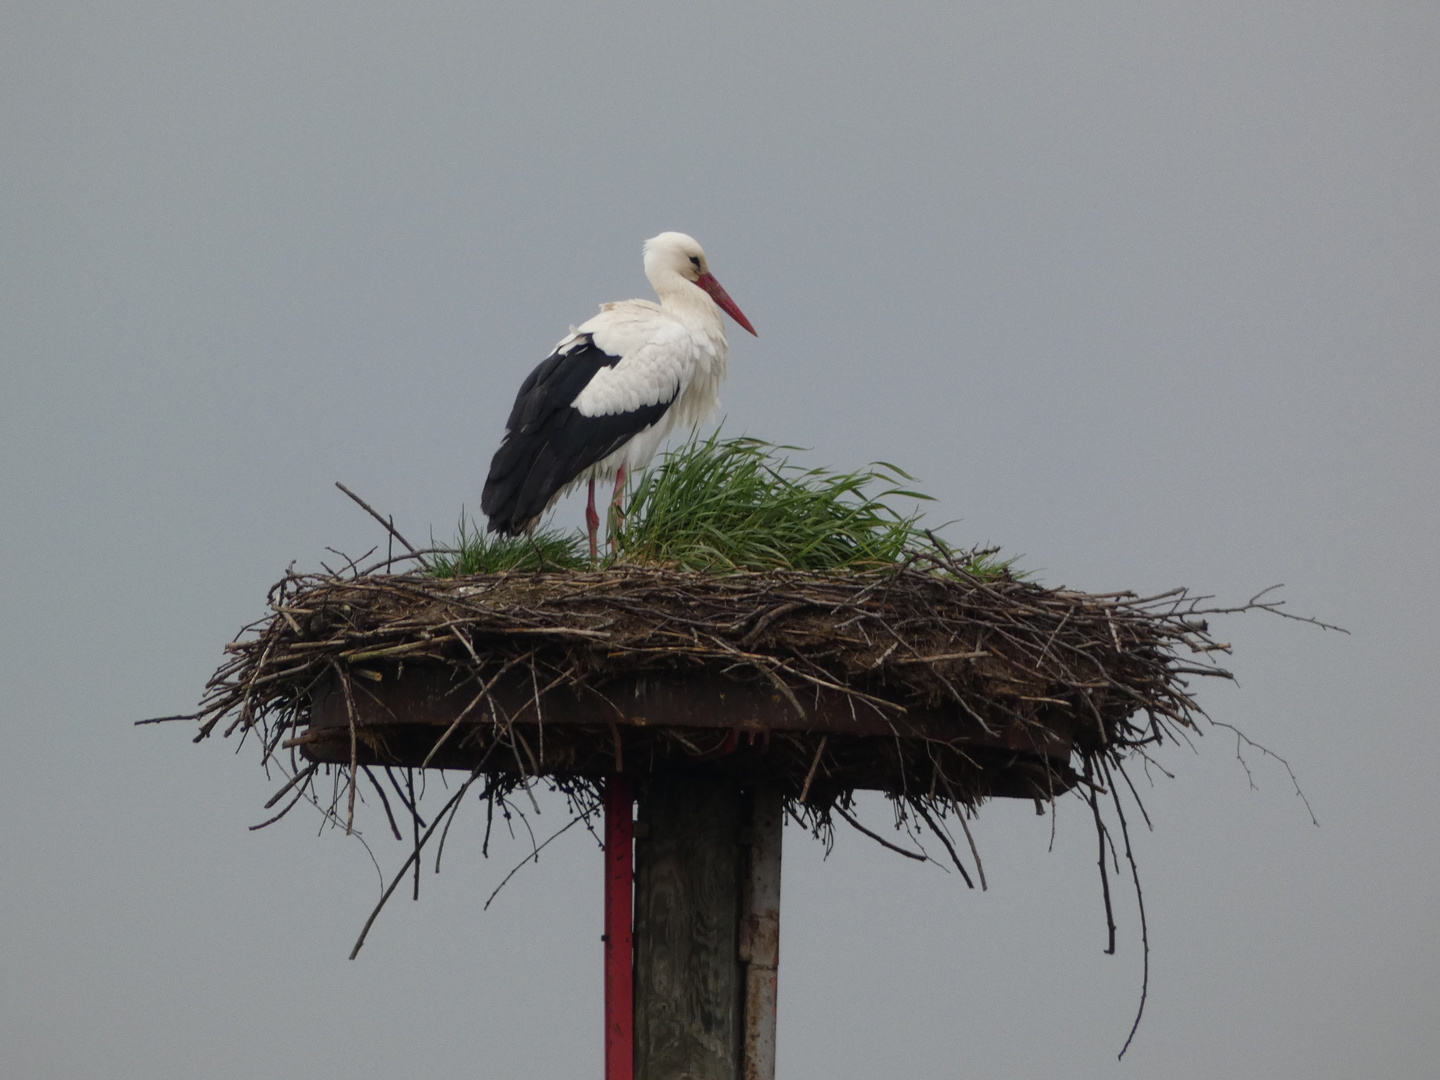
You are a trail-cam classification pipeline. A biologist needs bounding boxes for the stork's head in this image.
[644,231,757,336]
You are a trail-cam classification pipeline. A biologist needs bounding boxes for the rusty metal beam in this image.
[604,774,635,1080]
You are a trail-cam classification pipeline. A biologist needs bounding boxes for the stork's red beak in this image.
[695,272,758,336]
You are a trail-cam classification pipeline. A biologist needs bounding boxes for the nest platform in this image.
[200,563,1225,814]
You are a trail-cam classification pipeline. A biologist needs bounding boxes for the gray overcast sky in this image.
[3,3,1437,1077]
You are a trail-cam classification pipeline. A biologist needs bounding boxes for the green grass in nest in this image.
[615,433,922,571]
[430,434,1013,578]
[428,516,588,576]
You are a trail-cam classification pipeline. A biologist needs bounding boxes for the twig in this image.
[1210,720,1319,826]
[361,765,404,841]
[436,780,492,874]
[1105,759,1149,1059]
[327,659,360,835]
[382,766,427,828]
[262,762,319,809]
[249,784,309,830]
[348,767,485,959]
[407,768,420,901]
[135,713,198,725]
[1087,762,1117,955]
[953,807,987,891]
[834,804,926,861]
[335,481,419,556]
[419,655,529,770]
[483,806,595,911]
[799,735,827,803]
[911,799,975,889]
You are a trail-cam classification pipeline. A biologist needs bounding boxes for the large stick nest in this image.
[197,557,1242,815]
[175,554,1322,1050]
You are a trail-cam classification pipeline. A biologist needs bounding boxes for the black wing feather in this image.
[482,335,675,535]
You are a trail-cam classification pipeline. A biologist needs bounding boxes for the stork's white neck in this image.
[648,267,726,339]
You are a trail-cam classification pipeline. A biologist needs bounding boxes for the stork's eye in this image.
[689,256,701,268]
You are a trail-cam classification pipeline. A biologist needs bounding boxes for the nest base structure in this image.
[297,664,1075,802]
[200,564,1229,1080]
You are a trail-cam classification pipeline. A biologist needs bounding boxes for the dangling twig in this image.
[799,735,827,803]
[483,805,596,911]
[407,768,420,901]
[1104,759,1149,1059]
[361,765,403,841]
[911,799,975,889]
[834,803,927,861]
[348,767,485,960]
[1087,760,1117,955]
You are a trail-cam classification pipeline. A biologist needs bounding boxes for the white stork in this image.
[481,232,757,558]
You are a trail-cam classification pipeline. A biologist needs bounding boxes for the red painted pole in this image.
[604,773,634,1080]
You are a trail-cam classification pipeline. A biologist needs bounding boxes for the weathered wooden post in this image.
[739,787,782,1080]
[634,777,745,1079]
[627,778,782,1080]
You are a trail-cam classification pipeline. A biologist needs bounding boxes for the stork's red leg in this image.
[608,465,628,549]
[586,479,600,563]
